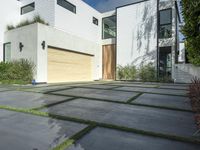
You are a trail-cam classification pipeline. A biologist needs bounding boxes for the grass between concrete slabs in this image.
[126,93,144,103]
[0,104,200,148]
[45,92,193,113]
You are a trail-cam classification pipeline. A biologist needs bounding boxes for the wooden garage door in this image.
[48,47,93,83]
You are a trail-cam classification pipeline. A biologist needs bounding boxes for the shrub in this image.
[189,77,200,113]
[138,63,157,82]
[181,0,200,66]
[0,59,35,84]
[7,15,49,31]
[117,64,137,80]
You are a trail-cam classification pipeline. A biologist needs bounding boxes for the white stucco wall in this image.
[4,23,102,83]
[4,24,38,80]
[117,0,158,67]
[20,0,55,26]
[54,0,102,43]
[37,23,102,82]
[0,0,21,61]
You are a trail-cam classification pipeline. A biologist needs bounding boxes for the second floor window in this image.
[57,0,76,14]
[102,16,116,39]
[21,3,35,15]
[159,9,172,39]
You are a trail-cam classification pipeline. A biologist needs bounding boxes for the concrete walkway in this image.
[0,81,199,150]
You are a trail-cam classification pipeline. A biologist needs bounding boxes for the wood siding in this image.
[48,47,93,83]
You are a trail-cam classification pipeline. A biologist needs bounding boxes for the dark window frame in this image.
[57,0,76,14]
[102,15,116,39]
[93,17,99,26]
[3,42,11,62]
[21,2,35,15]
[159,8,172,39]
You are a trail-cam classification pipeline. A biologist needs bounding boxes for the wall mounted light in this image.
[19,42,24,52]
[41,41,46,50]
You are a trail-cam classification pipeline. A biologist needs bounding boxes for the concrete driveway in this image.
[0,81,199,150]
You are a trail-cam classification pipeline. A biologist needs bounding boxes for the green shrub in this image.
[7,15,49,31]
[138,63,157,82]
[181,0,200,66]
[117,64,137,80]
[0,59,35,84]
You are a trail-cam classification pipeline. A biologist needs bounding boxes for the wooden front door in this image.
[102,44,116,80]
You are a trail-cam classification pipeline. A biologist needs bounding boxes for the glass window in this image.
[102,16,116,39]
[93,17,98,26]
[160,9,171,25]
[159,9,172,38]
[21,3,35,15]
[159,24,172,38]
[57,0,76,14]
[3,43,11,62]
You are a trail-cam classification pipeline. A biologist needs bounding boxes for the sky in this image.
[83,0,140,12]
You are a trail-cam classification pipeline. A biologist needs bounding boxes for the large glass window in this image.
[102,16,116,39]
[21,3,35,15]
[3,43,11,62]
[57,0,76,14]
[159,9,172,38]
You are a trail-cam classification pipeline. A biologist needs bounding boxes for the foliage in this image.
[117,64,137,80]
[189,77,200,113]
[0,59,35,84]
[7,15,49,31]
[138,63,157,82]
[181,0,200,66]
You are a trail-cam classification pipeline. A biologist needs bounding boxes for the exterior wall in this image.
[174,64,200,83]
[159,0,179,80]
[0,0,21,61]
[54,0,102,43]
[4,23,102,83]
[37,23,102,82]
[4,24,38,80]
[20,0,55,26]
[116,0,158,67]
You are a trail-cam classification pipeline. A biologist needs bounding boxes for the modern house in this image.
[0,0,198,83]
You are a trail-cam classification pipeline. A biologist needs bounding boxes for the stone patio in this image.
[0,81,199,150]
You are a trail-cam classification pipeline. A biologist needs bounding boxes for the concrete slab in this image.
[75,84,118,89]
[67,127,200,150]
[159,85,189,90]
[44,99,197,138]
[0,91,72,108]
[0,109,87,150]
[51,88,139,102]
[132,93,192,110]
[107,83,158,88]
[116,87,187,96]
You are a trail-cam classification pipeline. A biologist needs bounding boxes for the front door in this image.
[159,47,172,78]
[102,44,116,80]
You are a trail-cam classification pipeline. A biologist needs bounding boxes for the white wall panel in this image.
[116,0,158,67]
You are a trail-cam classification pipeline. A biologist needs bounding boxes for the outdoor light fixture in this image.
[19,42,24,52]
[41,41,46,50]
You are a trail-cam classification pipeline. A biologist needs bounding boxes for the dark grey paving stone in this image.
[107,83,158,88]
[159,85,189,90]
[75,84,118,89]
[0,91,72,108]
[0,109,87,150]
[44,99,197,138]
[116,87,187,96]
[132,93,192,110]
[0,87,10,92]
[52,88,139,102]
[25,85,73,93]
[67,127,200,150]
